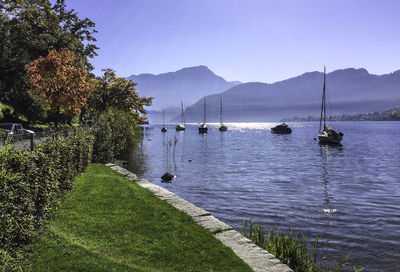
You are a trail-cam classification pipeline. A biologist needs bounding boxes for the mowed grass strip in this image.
[28,164,252,272]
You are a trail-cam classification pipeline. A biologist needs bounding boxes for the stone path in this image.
[106,163,292,272]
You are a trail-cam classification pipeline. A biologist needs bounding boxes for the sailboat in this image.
[161,107,167,133]
[219,96,227,131]
[176,102,186,131]
[198,98,208,133]
[317,67,343,144]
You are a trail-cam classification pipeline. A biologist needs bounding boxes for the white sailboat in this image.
[219,96,227,131]
[317,67,343,144]
[176,102,186,131]
[198,98,208,133]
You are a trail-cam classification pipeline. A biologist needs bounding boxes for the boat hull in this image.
[219,125,227,131]
[161,127,167,133]
[318,131,342,144]
[198,124,208,133]
[271,124,292,134]
[198,127,208,133]
[176,124,185,131]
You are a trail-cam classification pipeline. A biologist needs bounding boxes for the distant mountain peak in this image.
[329,67,370,77]
[181,65,209,70]
[174,65,215,75]
[129,65,212,78]
[126,65,240,113]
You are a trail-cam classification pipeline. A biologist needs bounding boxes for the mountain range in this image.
[127,66,400,123]
[177,68,400,122]
[127,65,240,122]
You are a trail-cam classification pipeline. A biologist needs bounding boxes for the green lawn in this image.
[27,164,252,272]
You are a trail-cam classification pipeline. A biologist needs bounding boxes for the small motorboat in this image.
[271,123,292,134]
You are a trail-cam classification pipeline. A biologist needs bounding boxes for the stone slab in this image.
[164,195,210,217]
[214,230,293,272]
[108,165,138,180]
[192,215,232,233]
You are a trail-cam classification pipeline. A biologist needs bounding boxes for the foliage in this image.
[27,164,252,272]
[0,0,97,122]
[0,249,26,272]
[0,104,3,119]
[91,108,139,164]
[0,129,93,264]
[87,69,151,164]
[85,69,152,124]
[0,128,7,137]
[25,48,93,120]
[241,221,362,272]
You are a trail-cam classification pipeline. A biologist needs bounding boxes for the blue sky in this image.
[65,0,400,83]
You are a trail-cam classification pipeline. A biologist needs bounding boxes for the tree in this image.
[0,0,98,121]
[85,69,153,124]
[25,48,93,122]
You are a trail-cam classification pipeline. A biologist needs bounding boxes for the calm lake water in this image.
[127,122,400,271]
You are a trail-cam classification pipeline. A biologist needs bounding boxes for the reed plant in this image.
[241,221,364,272]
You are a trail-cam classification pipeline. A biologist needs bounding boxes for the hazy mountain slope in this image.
[127,65,240,112]
[179,68,400,122]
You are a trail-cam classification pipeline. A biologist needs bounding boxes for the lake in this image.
[127,121,400,271]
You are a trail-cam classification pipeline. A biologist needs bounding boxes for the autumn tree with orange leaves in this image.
[25,48,93,123]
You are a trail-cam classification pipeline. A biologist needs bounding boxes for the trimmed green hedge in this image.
[0,129,93,257]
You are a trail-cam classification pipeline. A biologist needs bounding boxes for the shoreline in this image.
[106,163,292,272]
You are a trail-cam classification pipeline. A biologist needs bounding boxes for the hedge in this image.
[0,129,93,259]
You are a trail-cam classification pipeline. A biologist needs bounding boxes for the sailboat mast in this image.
[319,67,326,132]
[203,98,206,124]
[220,97,223,124]
[162,106,165,127]
[181,101,184,124]
[323,67,327,129]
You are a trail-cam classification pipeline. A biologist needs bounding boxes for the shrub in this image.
[91,108,139,164]
[0,128,7,137]
[0,129,93,257]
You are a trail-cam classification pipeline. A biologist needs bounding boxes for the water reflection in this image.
[127,130,148,176]
[320,145,334,214]
[161,134,179,173]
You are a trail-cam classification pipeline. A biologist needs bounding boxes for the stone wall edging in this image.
[105,163,293,272]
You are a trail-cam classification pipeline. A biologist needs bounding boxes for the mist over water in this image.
[128,122,400,271]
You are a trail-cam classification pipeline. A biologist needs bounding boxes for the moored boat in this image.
[176,101,186,131]
[198,98,208,133]
[317,67,343,144]
[271,123,292,134]
[219,96,228,131]
[161,107,167,133]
